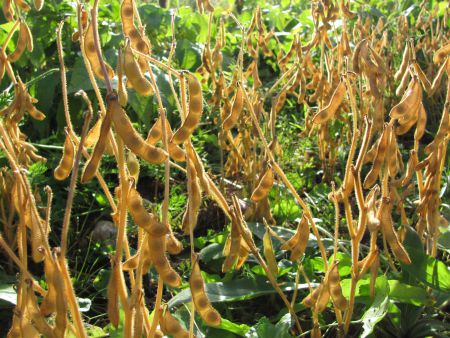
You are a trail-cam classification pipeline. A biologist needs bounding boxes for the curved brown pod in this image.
[390,77,421,120]
[312,80,346,124]
[190,253,221,326]
[81,99,113,183]
[363,124,391,189]
[171,73,203,144]
[84,22,115,81]
[433,43,450,64]
[109,96,167,164]
[328,261,348,310]
[378,197,411,264]
[223,85,243,131]
[54,128,75,181]
[281,215,309,261]
[250,166,274,202]
[123,40,153,96]
[127,186,168,237]
[8,21,33,62]
[160,308,191,338]
[147,236,182,288]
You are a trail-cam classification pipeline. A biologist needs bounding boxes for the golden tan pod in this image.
[328,261,348,310]
[117,49,128,107]
[263,227,278,277]
[84,22,115,81]
[81,99,113,183]
[394,42,410,81]
[127,186,168,236]
[315,278,330,313]
[387,132,399,178]
[302,283,323,308]
[166,232,183,255]
[171,73,203,144]
[363,124,391,189]
[146,117,162,145]
[107,264,120,328]
[8,21,33,62]
[123,40,153,96]
[126,151,140,182]
[312,80,346,124]
[378,197,411,264]
[390,77,421,120]
[147,236,182,288]
[433,43,450,64]
[424,103,449,154]
[34,0,44,11]
[2,0,14,21]
[222,213,241,272]
[281,215,309,261]
[223,85,243,131]
[109,97,167,163]
[160,308,191,338]
[39,256,57,316]
[414,103,427,141]
[190,253,221,326]
[412,62,431,93]
[54,128,75,181]
[430,58,448,96]
[250,166,274,202]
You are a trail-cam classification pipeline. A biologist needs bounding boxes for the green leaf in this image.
[360,275,389,338]
[245,314,293,338]
[168,277,311,308]
[402,227,450,292]
[388,280,431,306]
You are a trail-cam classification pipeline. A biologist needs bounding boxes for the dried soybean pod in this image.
[167,232,183,255]
[433,43,450,64]
[328,261,348,310]
[81,99,113,183]
[34,0,44,10]
[223,85,243,131]
[52,255,67,338]
[263,226,278,277]
[171,73,203,144]
[251,166,274,202]
[40,256,57,315]
[85,118,102,148]
[167,123,187,162]
[128,186,168,237]
[352,39,366,73]
[387,131,399,178]
[302,283,322,308]
[424,103,449,154]
[123,41,153,96]
[390,77,421,120]
[3,0,14,21]
[413,62,431,93]
[401,151,418,187]
[110,97,167,163]
[31,214,46,263]
[222,216,241,272]
[378,197,411,264]
[394,42,410,81]
[160,308,191,338]
[54,128,75,181]
[146,117,162,145]
[396,66,411,97]
[147,236,182,288]
[281,215,309,261]
[430,58,448,96]
[8,21,30,62]
[364,124,391,189]
[127,151,140,182]
[190,253,221,326]
[84,22,115,81]
[312,80,346,124]
[414,103,427,142]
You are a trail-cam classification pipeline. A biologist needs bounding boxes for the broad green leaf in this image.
[402,228,450,292]
[360,275,389,338]
[245,314,293,338]
[168,277,311,308]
